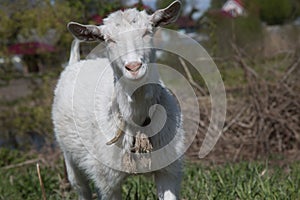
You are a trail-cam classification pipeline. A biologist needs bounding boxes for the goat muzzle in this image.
[125,62,142,72]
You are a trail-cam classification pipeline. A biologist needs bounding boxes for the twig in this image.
[178,57,206,95]
[280,57,300,83]
[223,104,248,133]
[1,158,40,170]
[231,41,258,79]
[233,143,244,162]
[36,163,47,200]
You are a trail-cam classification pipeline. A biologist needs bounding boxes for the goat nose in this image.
[125,61,142,72]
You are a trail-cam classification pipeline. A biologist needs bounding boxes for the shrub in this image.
[255,0,293,25]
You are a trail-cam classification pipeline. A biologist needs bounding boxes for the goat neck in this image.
[113,67,161,127]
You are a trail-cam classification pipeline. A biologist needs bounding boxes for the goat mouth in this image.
[125,65,142,73]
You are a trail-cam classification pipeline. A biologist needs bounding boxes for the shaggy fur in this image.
[52,1,184,199]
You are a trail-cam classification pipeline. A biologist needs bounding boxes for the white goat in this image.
[52,1,184,199]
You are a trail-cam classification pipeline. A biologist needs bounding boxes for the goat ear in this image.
[67,22,104,42]
[151,0,182,27]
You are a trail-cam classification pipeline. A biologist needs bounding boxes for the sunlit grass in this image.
[0,149,299,200]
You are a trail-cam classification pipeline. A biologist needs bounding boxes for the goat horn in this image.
[106,120,125,145]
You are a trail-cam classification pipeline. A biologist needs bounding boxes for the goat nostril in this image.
[125,62,142,72]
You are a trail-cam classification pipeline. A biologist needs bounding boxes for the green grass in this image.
[0,149,299,200]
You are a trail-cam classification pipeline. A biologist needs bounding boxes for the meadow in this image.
[0,52,299,199]
[0,2,299,198]
[1,147,299,200]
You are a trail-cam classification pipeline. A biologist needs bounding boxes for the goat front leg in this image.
[93,167,126,200]
[96,185,122,200]
[154,164,182,200]
[64,153,92,200]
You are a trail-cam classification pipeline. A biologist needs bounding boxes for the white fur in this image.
[52,1,184,200]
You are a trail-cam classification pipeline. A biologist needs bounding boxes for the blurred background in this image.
[0,0,299,199]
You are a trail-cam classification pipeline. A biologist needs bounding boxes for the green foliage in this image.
[210,0,227,10]
[0,73,57,149]
[0,61,21,86]
[124,162,300,199]
[234,15,263,47]
[156,0,178,9]
[291,0,300,18]
[0,1,73,44]
[3,104,52,134]
[0,149,68,200]
[0,0,126,73]
[122,176,156,199]
[207,14,263,58]
[254,0,293,25]
[1,150,300,200]
[63,0,121,23]
[0,0,76,73]
[0,149,33,167]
